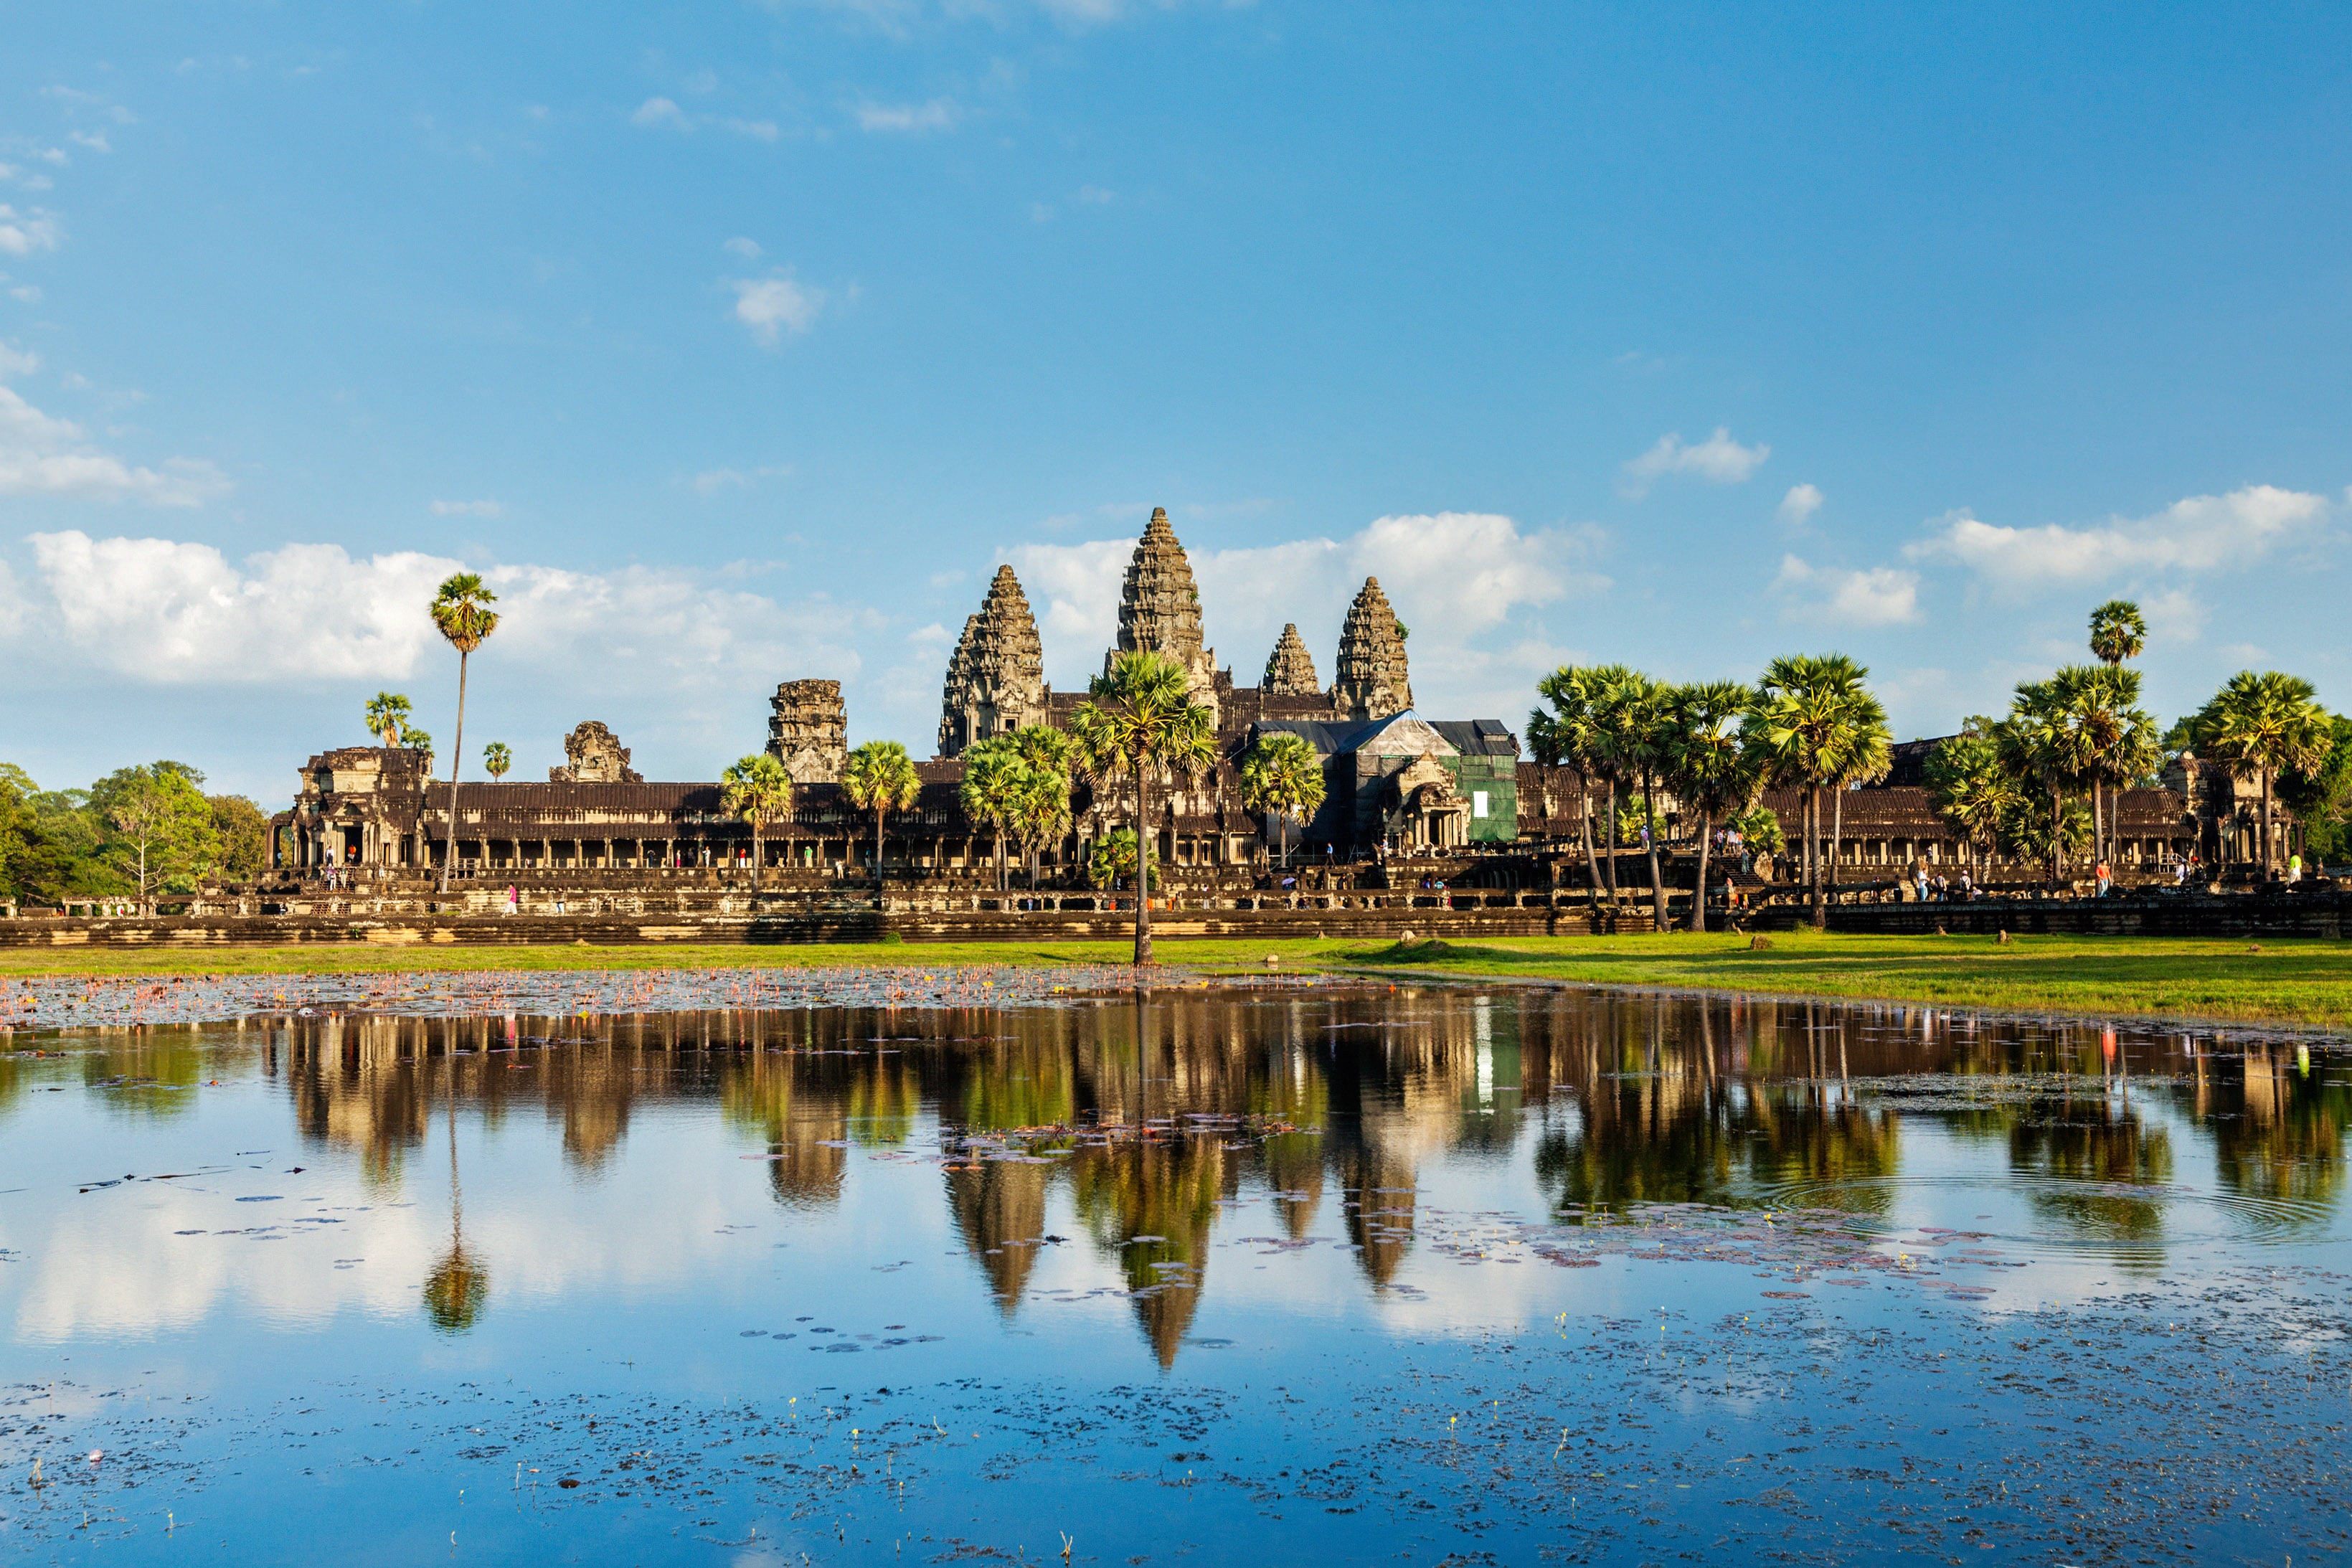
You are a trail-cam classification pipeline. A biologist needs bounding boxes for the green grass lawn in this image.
[3,930,2346,1030]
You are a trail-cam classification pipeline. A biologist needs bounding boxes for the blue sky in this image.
[4,1,2350,802]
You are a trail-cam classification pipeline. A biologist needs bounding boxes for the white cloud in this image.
[730,275,827,346]
[0,340,37,377]
[67,131,110,154]
[1620,426,1769,496]
[1904,484,2328,590]
[1006,509,1607,719]
[727,118,780,141]
[1074,185,1114,204]
[6,534,865,707]
[0,384,227,505]
[2140,587,2206,644]
[630,96,689,129]
[1770,555,1921,627]
[856,98,959,133]
[1777,482,1823,527]
[0,204,62,256]
[428,499,502,518]
[724,237,763,258]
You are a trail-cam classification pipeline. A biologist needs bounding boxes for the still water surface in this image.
[4,975,2349,1564]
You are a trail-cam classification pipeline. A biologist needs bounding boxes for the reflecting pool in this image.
[4,976,2350,1564]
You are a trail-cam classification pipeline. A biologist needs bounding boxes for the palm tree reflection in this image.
[422,1083,488,1333]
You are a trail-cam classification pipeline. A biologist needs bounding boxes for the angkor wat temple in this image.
[259,506,2280,912]
[271,507,1522,887]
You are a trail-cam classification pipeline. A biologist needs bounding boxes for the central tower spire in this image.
[1107,506,1219,717]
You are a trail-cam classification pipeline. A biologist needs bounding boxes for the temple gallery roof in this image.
[1251,712,1519,759]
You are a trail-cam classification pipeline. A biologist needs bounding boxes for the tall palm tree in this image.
[1666,680,1760,934]
[1924,721,2021,875]
[430,574,499,893]
[1069,651,1216,966]
[364,691,413,749]
[2067,663,2160,872]
[1747,653,1874,929]
[1602,672,1676,930]
[1529,666,1611,914]
[958,737,1024,891]
[1823,688,1892,902]
[1577,664,1641,911]
[721,752,795,890]
[2088,599,2147,667]
[1006,727,1077,891]
[2001,676,2094,887]
[1239,732,1326,871]
[842,741,922,902]
[2183,670,2332,872]
[481,742,512,782]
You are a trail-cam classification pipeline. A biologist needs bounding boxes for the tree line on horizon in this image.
[1526,600,2352,931]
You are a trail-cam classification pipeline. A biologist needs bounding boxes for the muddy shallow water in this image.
[3,976,2348,1564]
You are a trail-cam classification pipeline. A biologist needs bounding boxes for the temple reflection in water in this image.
[20,987,2344,1362]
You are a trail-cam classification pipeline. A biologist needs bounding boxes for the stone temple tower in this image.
[1108,506,1219,719]
[1330,577,1413,721]
[1262,623,1320,696]
[938,564,1048,757]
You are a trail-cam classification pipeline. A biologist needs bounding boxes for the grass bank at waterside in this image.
[2,930,2347,1031]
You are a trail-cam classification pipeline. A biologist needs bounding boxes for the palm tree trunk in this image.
[1134,758,1153,967]
[1692,809,1714,935]
[995,830,1006,892]
[2097,785,2117,884]
[873,805,886,905]
[2261,769,2275,874]
[752,820,763,892]
[1809,787,1826,930]
[1831,786,1845,901]
[1640,769,1666,932]
[440,649,468,894]
[1575,773,1603,916]
[1603,780,1620,909]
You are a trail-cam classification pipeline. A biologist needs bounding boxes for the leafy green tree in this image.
[1822,684,1893,901]
[430,574,499,890]
[1087,827,1148,888]
[1729,803,1783,856]
[1069,651,1216,965]
[2181,670,2333,872]
[1529,665,1615,912]
[1924,721,2022,874]
[1666,680,1760,932]
[1596,671,1677,930]
[89,762,218,910]
[841,740,922,897]
[482,742,512,781]
[1746,653,1879,929]
[1239,732,1326,871]
[364,691,415,748]
[1,782,115,903]
[2088,600,2147,667]
[2277,713,2352,866]
[0,764,31,902]
[1999,679,2082,886]
[958,736,1024,890]
[205,794,270,882]
[1574,664,1642,910]
[1006,727,1076,889]
[720,752,795,889]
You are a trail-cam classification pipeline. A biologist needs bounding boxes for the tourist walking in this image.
[2094,857,2112,897]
